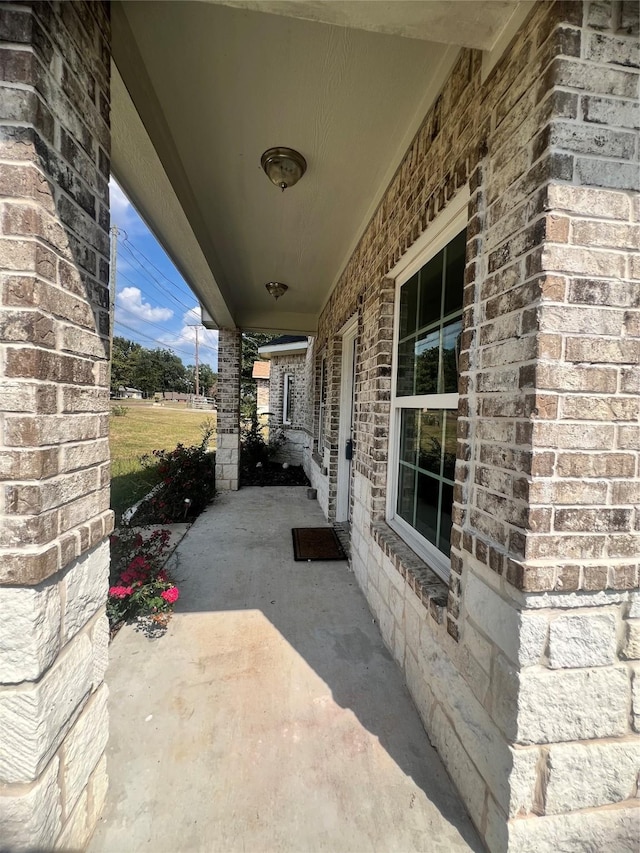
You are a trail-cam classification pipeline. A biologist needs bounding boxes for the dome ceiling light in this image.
[261,147,307,191]
[265,281,288,301]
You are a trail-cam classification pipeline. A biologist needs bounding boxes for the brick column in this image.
[215,327,241,490]
[0,3,112,848]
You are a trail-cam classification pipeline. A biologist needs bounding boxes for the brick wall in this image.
[303,2,639,850]
[255,377,269,413]
[215,327,241,490]
[0,2,112,847]
[267,351,310,466]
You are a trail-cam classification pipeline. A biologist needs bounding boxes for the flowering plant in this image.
[136,420,216,524]
[107,528,180,632]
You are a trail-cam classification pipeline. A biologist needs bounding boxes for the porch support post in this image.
[216,327,242,490]
[0,2,112,848]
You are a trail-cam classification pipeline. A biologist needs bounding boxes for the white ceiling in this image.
[111,1,522,333]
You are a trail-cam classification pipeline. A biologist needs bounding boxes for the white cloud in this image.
[117,286,174,323]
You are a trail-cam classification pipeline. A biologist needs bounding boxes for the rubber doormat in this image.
[292,527,347,561]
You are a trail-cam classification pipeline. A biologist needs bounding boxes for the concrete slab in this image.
[90,487,483,853]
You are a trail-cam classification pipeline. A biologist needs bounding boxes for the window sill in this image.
[311,451,327,475]
[370,522,448,624]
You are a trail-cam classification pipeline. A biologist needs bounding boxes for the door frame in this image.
[336,317,357,522]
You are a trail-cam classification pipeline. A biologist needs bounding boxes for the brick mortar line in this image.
[0,124,110,211]
[0,224,111,267]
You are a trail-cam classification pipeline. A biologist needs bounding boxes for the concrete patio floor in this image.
[89,487,484,853]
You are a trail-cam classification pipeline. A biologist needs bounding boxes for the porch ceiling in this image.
[111,1,521,334]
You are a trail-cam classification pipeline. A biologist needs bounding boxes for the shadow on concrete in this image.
[91,487,485,852]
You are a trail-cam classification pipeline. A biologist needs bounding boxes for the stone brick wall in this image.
[0,2,112,847]
[303,2,639,850]
[215,327,241,490]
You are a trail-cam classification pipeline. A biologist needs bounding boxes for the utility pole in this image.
[108,225,118,388]
[194,325,200,398]
[187,323,202,399]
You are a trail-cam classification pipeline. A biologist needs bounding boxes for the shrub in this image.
[240,409,285,469]
[140,420,216,523]
[107,528,179,632]
[111,404,129,417]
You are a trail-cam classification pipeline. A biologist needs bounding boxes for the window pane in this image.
[414,329,439,395]
[418,410,443,476]
[397,464,416,526]
[396,339,415,396]
[399,410,419,466]
[393,227,465,568]
[443,229,466,317]
[399,272,418,339]
[442,410,457,481]
[441,320,461,394]
[419,248,444,330]
[438,483,454,556]
[416,473,439,548]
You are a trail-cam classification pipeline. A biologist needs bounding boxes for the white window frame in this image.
[283,373,293,425]
[386,188,469,582]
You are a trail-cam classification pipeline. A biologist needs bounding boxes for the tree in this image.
[186,363,217,397]
[240,333,272,417]
[111,337,142,394]
[156,349,187,392]
[241,333,273,381]
[110,337,192,397]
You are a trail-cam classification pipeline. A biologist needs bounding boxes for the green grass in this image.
[109,402,216,522]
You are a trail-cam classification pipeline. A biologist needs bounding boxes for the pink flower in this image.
[161,587,179,604]
[109,585,133,599]
[157,570,168,582]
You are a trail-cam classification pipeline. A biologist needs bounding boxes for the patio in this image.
[89,487,483,853]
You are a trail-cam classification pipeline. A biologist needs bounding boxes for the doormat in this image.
[292,527,347,561]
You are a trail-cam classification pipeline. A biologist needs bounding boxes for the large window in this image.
[283,373,293,425]
[317,355,327,452]
[389,224,466,580]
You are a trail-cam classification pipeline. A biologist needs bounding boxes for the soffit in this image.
[112,2,518,333]
[209,1,522,50]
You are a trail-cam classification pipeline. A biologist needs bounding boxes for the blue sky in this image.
[109,178,219,370]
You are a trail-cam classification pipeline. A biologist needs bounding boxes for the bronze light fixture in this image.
[261,147,307,191]
[265,281,288,301]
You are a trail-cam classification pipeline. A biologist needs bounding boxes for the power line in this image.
[114,302,219,358]
[114,320,216,365]
[121,233,195,299]
[112,230,218,359]
[119,235,196,311]
[115,303,181,338]
[118,243,196,315]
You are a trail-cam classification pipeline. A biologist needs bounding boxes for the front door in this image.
[336,321,357,523]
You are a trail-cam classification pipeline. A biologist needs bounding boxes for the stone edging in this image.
[121,483,163,526]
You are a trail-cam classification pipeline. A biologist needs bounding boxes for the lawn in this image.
[109,401,216,522]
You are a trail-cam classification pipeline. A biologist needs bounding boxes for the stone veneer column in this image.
[215,327,241,490]
[0,3,112,848]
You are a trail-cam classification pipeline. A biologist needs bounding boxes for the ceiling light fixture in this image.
[265,281,288,301]
[261,147,307,191]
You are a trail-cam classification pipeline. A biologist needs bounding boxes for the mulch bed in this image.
[240,461,310,487]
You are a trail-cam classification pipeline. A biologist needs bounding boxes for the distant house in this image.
[251,360,271,414]
[117,386,143,399]
[258,336,309,466]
